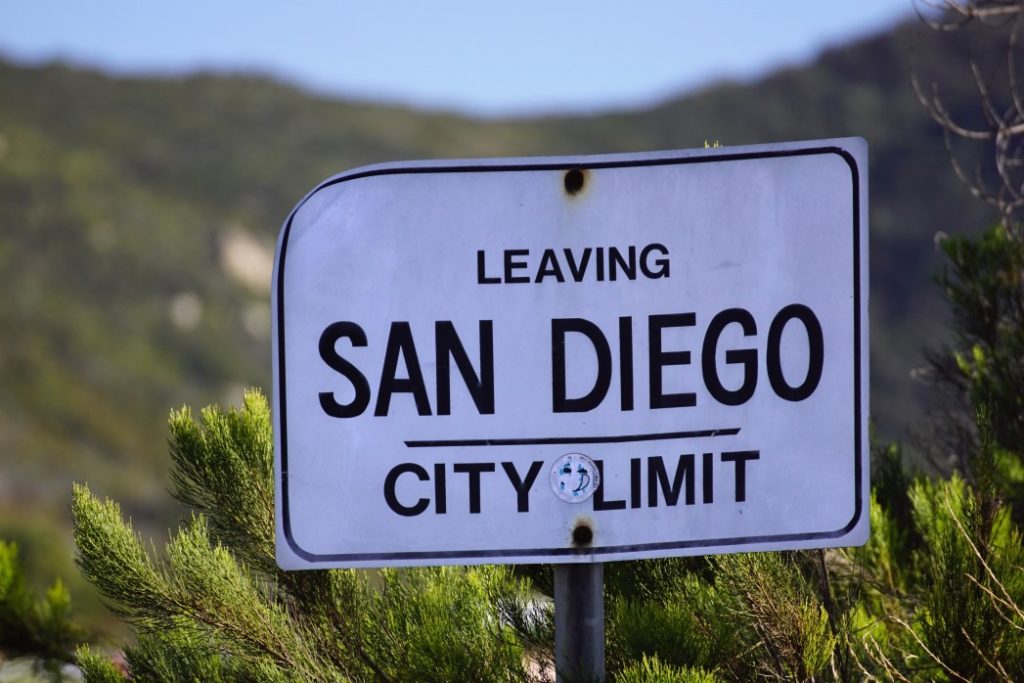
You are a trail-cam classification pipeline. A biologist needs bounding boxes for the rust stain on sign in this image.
[563,168,588,198]
[571,516,595,546]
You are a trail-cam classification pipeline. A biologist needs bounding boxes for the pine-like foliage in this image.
[845,416,1024,680]
[68,391,1024,682]
[604,551,850,681]
[616,655,719,683]
[0,539,83,674]
[931,226,1024,470]
[72,391,536,682]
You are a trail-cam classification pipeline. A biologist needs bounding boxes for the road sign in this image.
[273,138,869,569]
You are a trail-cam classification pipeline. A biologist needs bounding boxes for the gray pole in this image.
[553,562,604,682]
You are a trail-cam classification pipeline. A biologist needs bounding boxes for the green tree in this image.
[72,391,538,682]
[929,227,1024,486]
[66,395,1024,682]
[915,0,1024,504]
[0,539,84,679]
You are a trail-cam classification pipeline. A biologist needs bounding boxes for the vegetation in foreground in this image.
[4,369,1019,681]
[5,1,1024,680]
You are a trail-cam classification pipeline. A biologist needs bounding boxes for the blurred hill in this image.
[0,15,1003,549]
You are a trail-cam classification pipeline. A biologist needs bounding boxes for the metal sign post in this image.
[554,562,604,682]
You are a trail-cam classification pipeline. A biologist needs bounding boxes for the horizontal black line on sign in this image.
[404,427,741,448]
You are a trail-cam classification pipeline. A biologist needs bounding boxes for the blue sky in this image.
[0,1,917,116]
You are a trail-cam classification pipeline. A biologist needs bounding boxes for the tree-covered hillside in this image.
[0,14,1002,546]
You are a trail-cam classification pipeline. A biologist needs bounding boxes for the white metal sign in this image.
[273,138,869,569]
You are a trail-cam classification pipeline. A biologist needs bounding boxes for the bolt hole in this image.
[564,168,585,195]
[572,523,593,546]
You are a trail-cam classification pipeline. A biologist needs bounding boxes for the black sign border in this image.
[275,144,864,564]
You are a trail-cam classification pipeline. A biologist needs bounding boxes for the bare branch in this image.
[914,0,1022,34]
[892,616,972,682]
[960,627,1015,681]
[914,2,1024,232]
[910,67,991,139]
[942,495,1024,625]
[1009,19,1024,120]
[964,572,1024,629]
[913,0,977,31]
[860,634,915,682]
[971,59,1005,130]
[942,126,1000,207]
